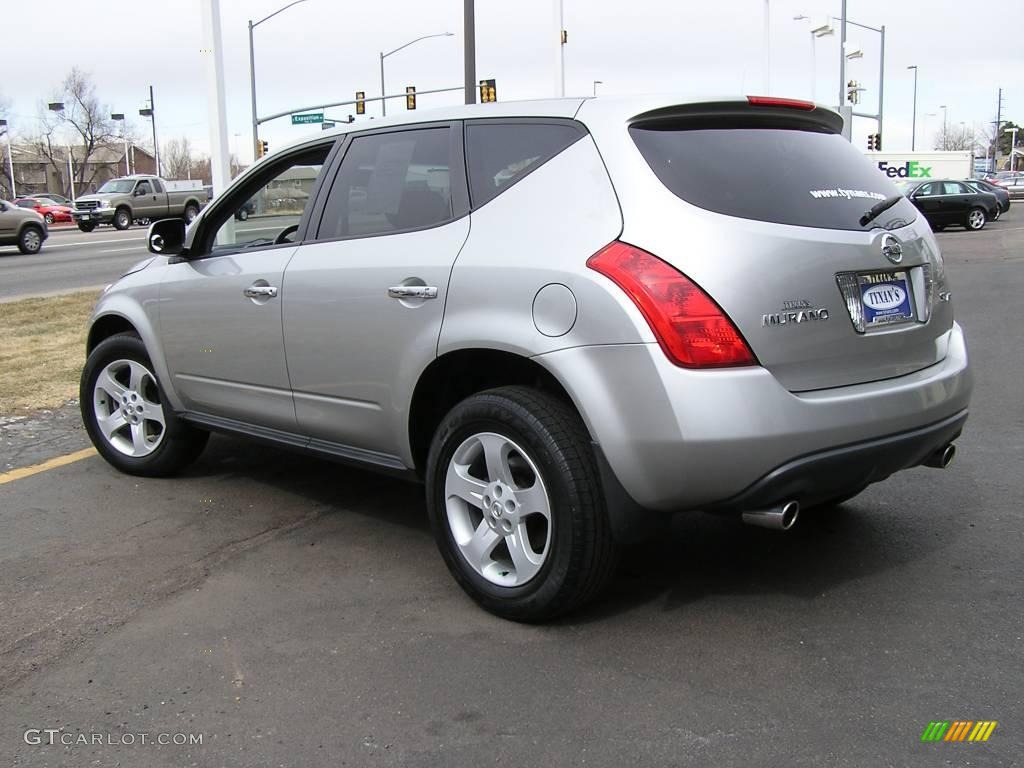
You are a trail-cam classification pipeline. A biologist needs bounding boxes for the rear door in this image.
[281,123,470,459]
[943,181,972,221]
[606,100,953,391]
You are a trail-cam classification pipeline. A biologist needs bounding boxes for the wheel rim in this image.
[92,359,167,457]
[186,207,197,222]
[969,210,985,228]
[44,213,54,224]
[118,211,129,227]
[23,230,41,252]
[444,432,552,587]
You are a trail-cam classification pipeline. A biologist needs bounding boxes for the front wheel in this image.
[44,213,54,224]
[112,208,132,230]
[426,386,618,622]
[81,333,208,477]
[965,207,987,231]
[77,221,97,232]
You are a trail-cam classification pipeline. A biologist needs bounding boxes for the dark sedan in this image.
[896,179,1000,232]
[965,179,1011,217]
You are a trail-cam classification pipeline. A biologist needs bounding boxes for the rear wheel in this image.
[81,333,208,477]
[183,203,199,223]
[17,225,43,254]
[965,207,986,231]
[112,207,132,230]
[426,386,618,622]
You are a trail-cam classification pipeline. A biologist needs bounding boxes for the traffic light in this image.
[479,79,497,103]
[846,79,861,105]
[256,140,269,159]
[867,133,875,151]
[355,91,366,116]
[406,86,416,110]
[866,133,882,151]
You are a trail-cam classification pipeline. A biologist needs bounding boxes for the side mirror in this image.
[148,218,187,256]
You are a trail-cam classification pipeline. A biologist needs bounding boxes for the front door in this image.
[913,182,947,225]
[158,143,332,432]
[282,124,470,459]
[133,180,159,219]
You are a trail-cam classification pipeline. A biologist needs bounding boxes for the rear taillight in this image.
[587,241,757,369]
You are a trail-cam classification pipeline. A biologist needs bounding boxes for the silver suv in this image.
[81,97,972,621]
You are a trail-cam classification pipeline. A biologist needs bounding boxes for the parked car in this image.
[71,174,205,232]
[996,175,1024,200]
[23,192,73,207]
[0,199,48,254]
[80,96,972,620]
[896,179,1000,231]
[14,197,74,224]
[963,178,1011,217]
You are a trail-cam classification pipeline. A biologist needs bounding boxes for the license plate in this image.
[859,271,914,327]
[80,214,90,221]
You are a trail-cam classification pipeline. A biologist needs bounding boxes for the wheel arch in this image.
[407,347,582,477]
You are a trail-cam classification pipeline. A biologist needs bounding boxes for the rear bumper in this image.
[536,322,972,512]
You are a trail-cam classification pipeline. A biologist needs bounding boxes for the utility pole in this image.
[877,25,885,141]
[994,87,1004,169]
[249,19,259,163]
[837,0,847,108]
[464,0,476,105]
[201,0,231,194]
[908,65,918,151]
[763,0,770,94]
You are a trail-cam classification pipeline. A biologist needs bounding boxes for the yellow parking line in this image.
[0,448,97,485]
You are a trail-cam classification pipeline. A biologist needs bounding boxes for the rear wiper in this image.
[859,194,904,227]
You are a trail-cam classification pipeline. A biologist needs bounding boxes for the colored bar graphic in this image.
[922,720,997,742]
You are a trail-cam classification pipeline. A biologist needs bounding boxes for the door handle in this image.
[244,284,278,298]
[388,285,438,299]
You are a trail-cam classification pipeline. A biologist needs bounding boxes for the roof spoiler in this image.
[629,98,844,134]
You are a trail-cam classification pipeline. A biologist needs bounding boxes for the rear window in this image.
[629,124,917,231]
[465,120,585,208]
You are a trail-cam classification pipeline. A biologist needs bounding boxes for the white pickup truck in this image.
[72,174,204,232]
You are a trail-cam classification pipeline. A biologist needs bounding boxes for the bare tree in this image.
[933,124,976,152]
[163,136,194,180]
[53,68,118,191]
[0,92,12,198]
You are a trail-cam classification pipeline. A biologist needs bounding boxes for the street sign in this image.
[321,121,336,130]
[291,112,324,125]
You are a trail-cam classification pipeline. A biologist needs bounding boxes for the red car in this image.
[14,197,74,224]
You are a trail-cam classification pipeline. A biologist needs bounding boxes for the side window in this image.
[199,144,330,254]
[136,181,152,195]
[152,178,165,193]
[943,181,964,195]
[918,182,939,196]
[465,121,584,208]
[318,127,455,240]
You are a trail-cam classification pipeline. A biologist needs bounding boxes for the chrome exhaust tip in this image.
[742,500,800,531]
[924,443,957,469]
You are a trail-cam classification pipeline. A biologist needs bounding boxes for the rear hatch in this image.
[603,97,953,391]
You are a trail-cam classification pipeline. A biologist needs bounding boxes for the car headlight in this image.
[99,200,112,209]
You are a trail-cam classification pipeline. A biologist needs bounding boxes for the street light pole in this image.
[907,65,918,151]
[249,0,311,162]
[1006,127,1019,171]
[47,102,76,201]
[940,105,948,149]
[0,119,15,199]
[592,80,602,97]
[838,0,847,107]
[763,0,770,94]
[111,113,129,175]
[380,32,454,117]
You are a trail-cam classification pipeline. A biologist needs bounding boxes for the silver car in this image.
[80,96,972,620]
[0,199,48,254]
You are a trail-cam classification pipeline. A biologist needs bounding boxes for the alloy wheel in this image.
[22,229,41,253]
[968,209,985,229]
[92,359,167,457]
[444,432,552,587]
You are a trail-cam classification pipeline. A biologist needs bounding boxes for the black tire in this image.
[184,203,199,223]
[17,225,44,254]
[44,212,54,224]
[425,386,618,622]
[931,223,946,232]
[80,333,208,477]
[112,207,132,230]
[237,208,249,221]
[965,207,986,231]
[77,221,97,232]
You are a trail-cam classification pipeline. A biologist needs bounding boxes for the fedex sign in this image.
[877,160,932,178]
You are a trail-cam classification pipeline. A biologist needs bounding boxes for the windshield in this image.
[630,124,918,231]
[97,179,137,194]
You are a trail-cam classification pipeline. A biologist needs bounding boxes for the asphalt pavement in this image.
[0,220,1022,766]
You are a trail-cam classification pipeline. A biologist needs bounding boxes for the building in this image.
[4,143,156,200]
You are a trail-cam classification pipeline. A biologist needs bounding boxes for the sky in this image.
[1,0,1021,168]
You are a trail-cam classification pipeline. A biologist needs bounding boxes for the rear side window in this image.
[629,124,918,231]
[465,121,585,208]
